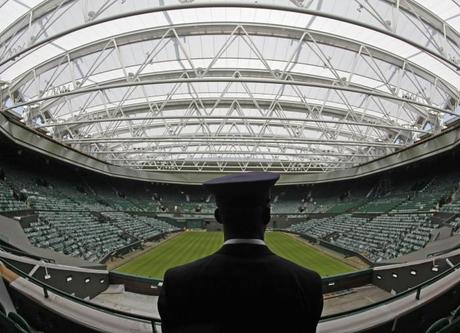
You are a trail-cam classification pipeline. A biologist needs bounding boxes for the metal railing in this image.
[1,259,161,332]
[320,260,460,321]
[1,247,459,330]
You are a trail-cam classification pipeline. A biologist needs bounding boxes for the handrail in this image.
[320,260,460,321]
[0,259,161,332]
[321,269,373,283]
[110,271,163,285]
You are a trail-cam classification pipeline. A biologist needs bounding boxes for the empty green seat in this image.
[0,310,21,333]
[451,305,460,319]
[7,312,32,333]
[425,317,450,333]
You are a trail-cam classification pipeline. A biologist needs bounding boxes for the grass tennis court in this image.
[115,231,355,279]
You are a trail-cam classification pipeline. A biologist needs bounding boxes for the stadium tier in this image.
[2,151,460,264]
[0,161,181,263]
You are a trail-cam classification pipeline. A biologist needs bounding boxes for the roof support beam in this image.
[63,136,403,148]
[7,23,458,98]
[36,115,426,133]
[4,77,455,116]
[1,2,458,71]
[95,150,383,158]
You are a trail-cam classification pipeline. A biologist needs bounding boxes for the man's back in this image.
[158,243,323,333]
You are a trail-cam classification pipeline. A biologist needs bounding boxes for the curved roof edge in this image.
[1,111,459,186]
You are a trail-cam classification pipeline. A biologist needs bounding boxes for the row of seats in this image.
[24,211,180,263]
[441,186,460,213]
[392,177,451,213]
[356,195,408,213]
[0,170,182,263]
[0,301,36,333]
[326,200,367,214]
[0,181,27,213]
[133,215,179,233]
[275,175,460,215]
[26,194,83,211]
[27,211,131,262]
[286,213,436,262]
[3,164,460,217]
[100,212,176,241]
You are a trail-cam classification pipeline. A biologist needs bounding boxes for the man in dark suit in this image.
[158,172,323,332]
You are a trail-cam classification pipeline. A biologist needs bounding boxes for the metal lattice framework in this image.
[0,0,459,173]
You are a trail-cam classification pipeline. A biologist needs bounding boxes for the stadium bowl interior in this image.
[0,1,460,332]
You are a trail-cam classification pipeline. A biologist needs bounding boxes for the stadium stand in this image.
[392,177,452,213]
[3,144,460,266]
[287,213,436,262]
[0,162,180,263]
[3,148,460,265]
[35,211,130,262]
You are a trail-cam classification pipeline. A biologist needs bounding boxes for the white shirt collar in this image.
[223,238,266,246]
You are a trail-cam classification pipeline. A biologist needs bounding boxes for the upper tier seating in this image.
[356,195,408,213]
[327,200,367,214]
[393,177,454,213]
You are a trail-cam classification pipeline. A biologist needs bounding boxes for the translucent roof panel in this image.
[0,0,459,174]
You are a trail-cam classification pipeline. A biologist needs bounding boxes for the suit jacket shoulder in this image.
[159,244,324,333]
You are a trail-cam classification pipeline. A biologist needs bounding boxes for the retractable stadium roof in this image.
[0,0,459,174]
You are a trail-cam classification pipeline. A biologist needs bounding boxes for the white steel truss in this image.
[0,1,459,173]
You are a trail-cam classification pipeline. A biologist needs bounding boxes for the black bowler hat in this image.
[203,172,280,208]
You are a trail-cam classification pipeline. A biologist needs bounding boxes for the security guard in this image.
[158,172,323,332]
